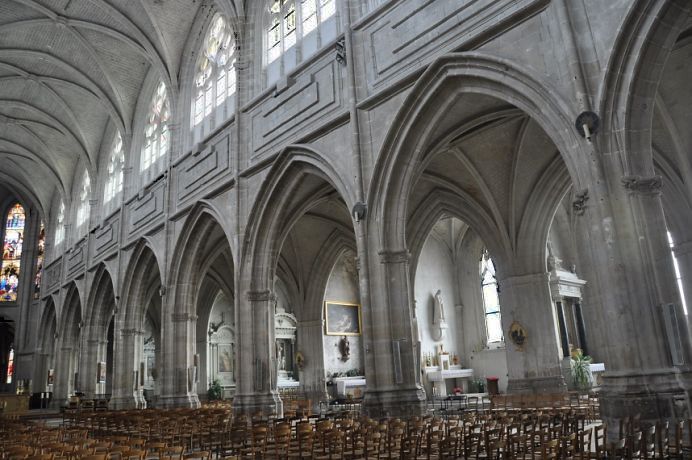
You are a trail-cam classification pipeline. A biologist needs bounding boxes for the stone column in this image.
[361,249,425,416]
[159,312,200,408]
[109,327,141,409]
[232,290,282,416]
[581,174,692,429]
[296,319,328,413]
[500,273,566,393]
[51,345,75,408]
[79,338,102,399]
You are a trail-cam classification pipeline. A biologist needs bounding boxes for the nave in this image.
[1,393,687,459]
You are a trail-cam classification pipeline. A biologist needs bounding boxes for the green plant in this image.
[207,379,223,401]
[570,348,593,390]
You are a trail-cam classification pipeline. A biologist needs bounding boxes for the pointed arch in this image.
[368,52,588,254]
[120,239,164,330]
[597,0,691,176]
[242,145,357,292]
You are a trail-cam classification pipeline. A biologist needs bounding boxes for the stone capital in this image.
[378,249,410,264]
[171,313,197,323]
[121,328,143,337]
[246,290,272,302]
[621,175,662,195]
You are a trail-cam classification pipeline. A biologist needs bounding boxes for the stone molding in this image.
[378,249,410,264]
[121,328,144,336]
[246,290,272,302]
[171,313,198,323]
[621,175,662,195]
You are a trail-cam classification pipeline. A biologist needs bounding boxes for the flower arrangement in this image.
[453,387,463,395]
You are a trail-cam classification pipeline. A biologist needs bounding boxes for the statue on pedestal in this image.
[431,289,448,341]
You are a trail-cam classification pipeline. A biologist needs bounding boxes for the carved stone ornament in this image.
[621,175,662,195]
[572,189,589,216]
[509,321,527,351]
[338,335,351,362]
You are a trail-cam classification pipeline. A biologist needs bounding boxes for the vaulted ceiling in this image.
[0,0,246,216]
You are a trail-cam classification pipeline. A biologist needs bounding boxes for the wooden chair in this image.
[182,451,210,460]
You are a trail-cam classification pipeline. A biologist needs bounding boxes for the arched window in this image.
[76,170,91,234]
[480,249,503,345]
[265,0,337,84]
[54,201,65,247]
[34,222,44,300]
[191,14,236,144]
[104,131,124,212]
[141,81,170,172]
[1,203,25,302]
[668,231,688,314]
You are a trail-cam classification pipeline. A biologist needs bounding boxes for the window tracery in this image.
[54,201,65,247]
[265,0,337,83]
[191,15,237,144]
[480,249,503,345]
[1,203,25,302]
[76,170,91,233]
[104,131,124,210]
[33,222,44,300]
[141,81,170,172]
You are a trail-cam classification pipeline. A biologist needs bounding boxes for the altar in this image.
[424,366,474,397]
[333,376,366,398]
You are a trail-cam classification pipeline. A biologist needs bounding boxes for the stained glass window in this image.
[1,204,25,302]
[34,222,45,300]
[5,347,13,384]
[76,170,91,233]
[480,249,503,344]
[191,15,236,144]
[54,201,65,247]
[266,0,336,67]
[104,131,124,210]
[141,81,170,172]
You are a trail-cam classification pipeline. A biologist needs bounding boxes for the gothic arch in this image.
[369,52,589,254]
[242,145,356,293]
[597,0,691,176]
[120,239,163,330]
[168,202,235,319]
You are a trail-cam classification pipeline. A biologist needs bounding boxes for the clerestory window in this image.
[103,131,124,213]
[191,14,237,145]
[480,249,504,345]
[265,0,337,84]
[141,81,170,173]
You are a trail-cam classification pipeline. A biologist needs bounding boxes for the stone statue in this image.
[433,290,446,323]
[278,342,286,370]
[339,336,351,362]
[431,290,448,341]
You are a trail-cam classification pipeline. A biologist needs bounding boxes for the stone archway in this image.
[81,265,117,399]
[111,241,163,410]
[237,147,358,416]
[53,284,81,407]
[166,204,235,408]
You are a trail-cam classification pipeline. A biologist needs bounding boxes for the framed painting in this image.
[97,361,106,383]
[324,301,362,336]
[218,344,233,373]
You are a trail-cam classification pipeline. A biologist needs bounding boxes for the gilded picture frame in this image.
[324,301,362,336]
